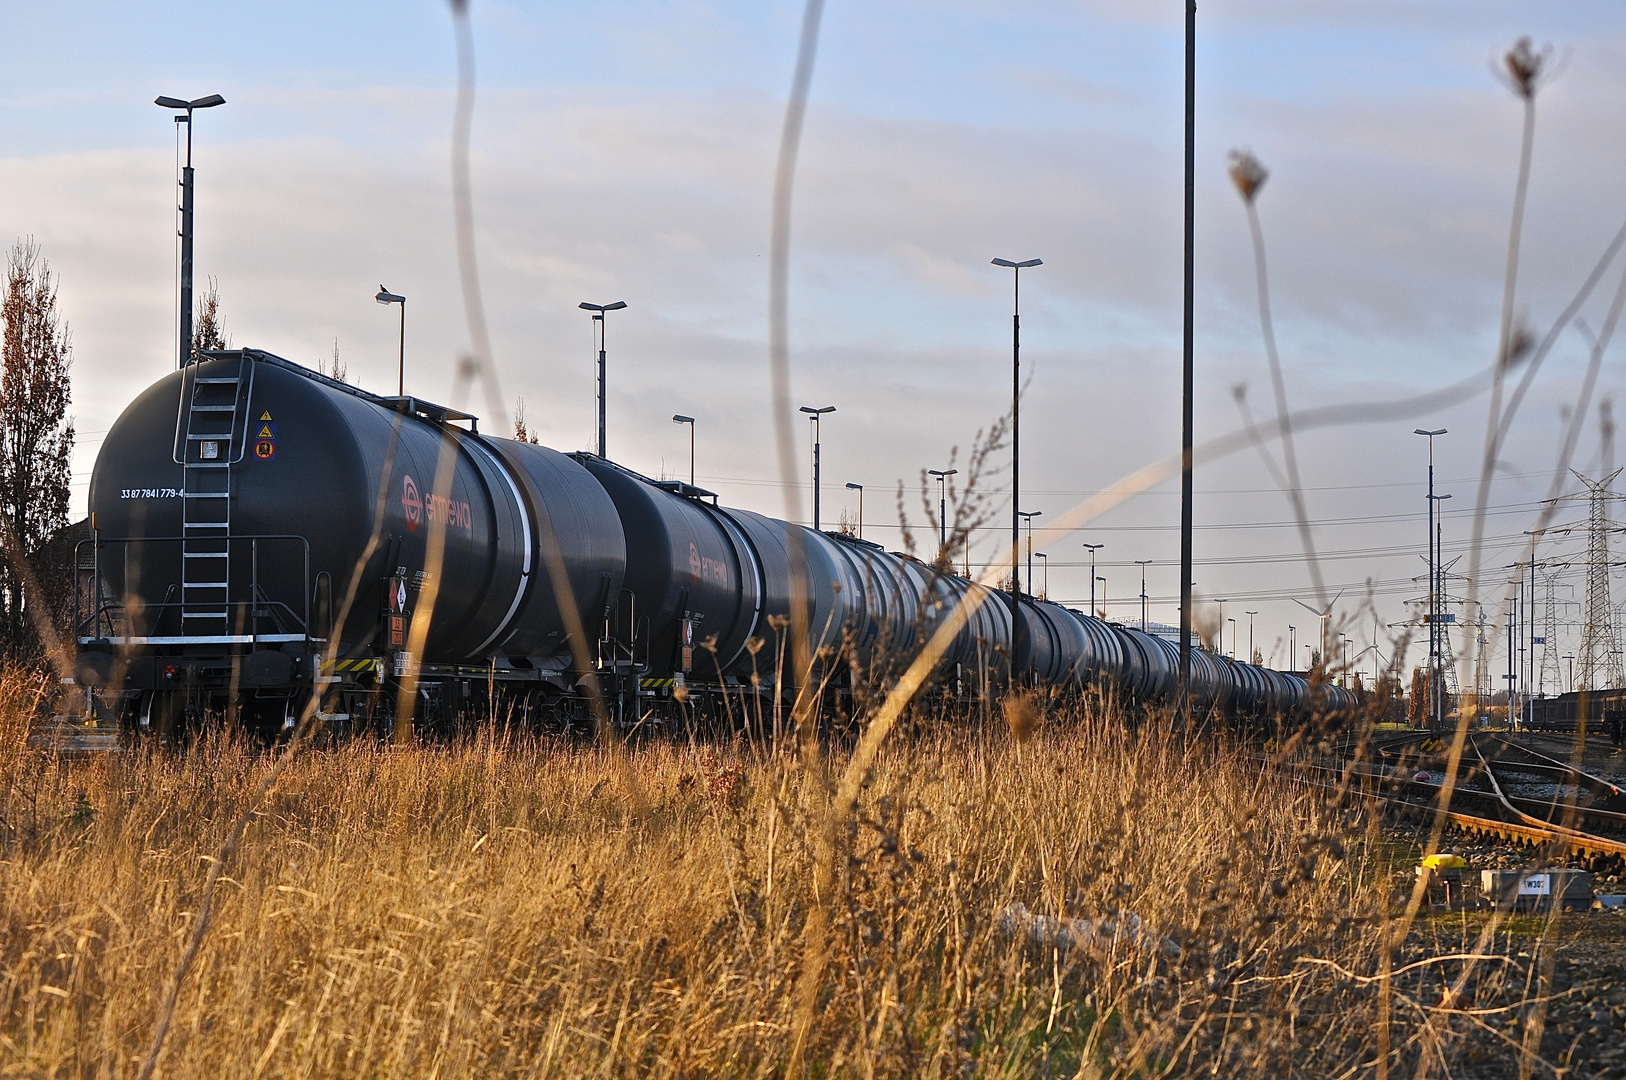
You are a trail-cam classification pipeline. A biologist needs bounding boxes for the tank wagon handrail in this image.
[651,478,721,504]
[200,349,479,431]
[74,533,312,646]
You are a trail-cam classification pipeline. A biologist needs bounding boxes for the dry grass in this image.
[0,675,1547,1077]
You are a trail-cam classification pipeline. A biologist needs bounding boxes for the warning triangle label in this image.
[257,425,274,438]
[259,411,273,421]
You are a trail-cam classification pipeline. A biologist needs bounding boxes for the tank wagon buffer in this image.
[71,349,1352,738]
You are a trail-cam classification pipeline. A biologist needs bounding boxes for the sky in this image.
[2,0,1624,687]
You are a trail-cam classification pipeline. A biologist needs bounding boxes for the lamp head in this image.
[1414,428,1447,436]
[799,405,835,415]
[991,257,1043,269]
[845,483,862,491]
[376,288,406,305]
[156,94,225,111]
[579,300,627,313]
[672,414,694,425]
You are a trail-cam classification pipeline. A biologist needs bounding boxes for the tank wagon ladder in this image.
[174,352,255,632]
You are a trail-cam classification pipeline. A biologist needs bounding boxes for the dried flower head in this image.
[1003,691,1040,745]
[1504,37,1546,99]
[1227,149,1268,204]
[1499,318,1535,371]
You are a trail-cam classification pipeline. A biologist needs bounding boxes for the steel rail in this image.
[1289,772,1626,859]
[1279,754,1626,859]
[1490,734,1623,797]
[1469,741,1626,845]
[1474,746,1626,837]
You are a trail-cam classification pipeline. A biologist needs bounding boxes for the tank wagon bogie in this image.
[71,350,1354,738]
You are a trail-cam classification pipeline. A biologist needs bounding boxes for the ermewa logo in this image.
[402,474,422,529]
[401,473,473,532]
[689,541,729,585]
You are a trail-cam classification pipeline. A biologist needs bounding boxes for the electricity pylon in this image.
[1538,568,1565,696]
[1568,471,1626,690]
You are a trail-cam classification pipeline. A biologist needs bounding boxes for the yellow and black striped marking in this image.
[323,657,382,675]
[640,678,677,690]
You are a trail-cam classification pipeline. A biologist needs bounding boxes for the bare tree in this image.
[191,276,228,357]
[0,239,74,657]
[513,397,539,444]
[318,338,347,383]
[1408,667,1428,728]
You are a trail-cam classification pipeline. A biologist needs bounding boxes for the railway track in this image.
[1283,733,1626,861]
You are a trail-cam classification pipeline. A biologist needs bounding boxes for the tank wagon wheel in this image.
[137,690,186,747]
[354,691,389,740]
[513,688,556,731]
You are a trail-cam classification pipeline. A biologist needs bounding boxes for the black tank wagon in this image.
[71,349,1353,738]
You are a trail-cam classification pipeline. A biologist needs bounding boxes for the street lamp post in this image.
[1289,625,1297,670]
[1565,653,1575,694]
[581,301,628,458]
[1083,543,1103,617]
[800,405,836,530]
[1097,576,1108,620]
[1135,560,1152,633]
[845,483,863,539]
[376,287,406,394]
[1036,552,1048,600]
[1018,510,1042,596]
[1178,0,1198,712]
[673,415,695,485]
[992,257,1042,600]
[1227,618,1237,659]
[155,93,226,369]
[929,468,958,555]
[1415,427,1448,732]
[1245,610,1258,663]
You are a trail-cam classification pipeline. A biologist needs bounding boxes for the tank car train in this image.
[69,350,1352,737]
